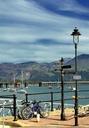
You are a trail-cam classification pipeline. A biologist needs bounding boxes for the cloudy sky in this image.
[0,0,89,63]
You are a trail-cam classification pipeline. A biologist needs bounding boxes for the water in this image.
[0,83,89,106]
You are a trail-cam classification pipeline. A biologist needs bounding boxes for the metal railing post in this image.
[25,93,28,105]
[13,94,17,121]
[50,92,53,111]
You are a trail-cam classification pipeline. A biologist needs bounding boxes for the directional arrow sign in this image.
[63,70,75,74]
[62,65,71,69]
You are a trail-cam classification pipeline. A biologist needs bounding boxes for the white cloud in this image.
[58,0,89,14]
[0,0,89,62]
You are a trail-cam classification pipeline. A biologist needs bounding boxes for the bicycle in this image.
[21,100,50,120]
[10,99,27,119]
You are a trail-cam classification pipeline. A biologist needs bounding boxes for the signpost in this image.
[60,58,72,120]
[55,59,76,121]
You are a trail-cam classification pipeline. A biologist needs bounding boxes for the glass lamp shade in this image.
[73,35,79,44]
[71,27,81,44]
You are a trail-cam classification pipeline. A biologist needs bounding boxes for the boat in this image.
[8,88,16,92]
[17,89,27,94]
[48,85,52,89]
[3,88,8,91]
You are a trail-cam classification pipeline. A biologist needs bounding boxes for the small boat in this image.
[3,88,7,91]
[17,89,27,94]
[8,88,16,92]
[48,85,52,89]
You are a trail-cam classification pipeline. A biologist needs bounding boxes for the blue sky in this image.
[0,0,89,63]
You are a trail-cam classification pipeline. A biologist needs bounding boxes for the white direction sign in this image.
[73,75,81,80]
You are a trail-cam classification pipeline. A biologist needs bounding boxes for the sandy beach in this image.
[0,108,89,127]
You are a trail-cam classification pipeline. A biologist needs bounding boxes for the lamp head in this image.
[71,27,81,44]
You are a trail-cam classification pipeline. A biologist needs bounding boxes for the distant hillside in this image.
[0,54,89,82]
[66,54,89,71]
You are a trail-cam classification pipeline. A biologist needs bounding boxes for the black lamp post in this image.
[71,27,81,126]
[60,57,65,120]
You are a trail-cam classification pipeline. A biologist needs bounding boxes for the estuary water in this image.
[0,83,89,106]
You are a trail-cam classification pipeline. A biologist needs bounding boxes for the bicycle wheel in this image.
[39,103,50,118]
[18,105,26,119]
[21,106,33,120]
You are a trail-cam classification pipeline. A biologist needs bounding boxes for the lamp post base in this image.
[60,113,66,120]
[75,116,78,126]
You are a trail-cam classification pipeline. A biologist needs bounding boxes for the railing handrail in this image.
[0,88,89,121]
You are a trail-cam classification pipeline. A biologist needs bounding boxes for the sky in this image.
[0,0,89,63]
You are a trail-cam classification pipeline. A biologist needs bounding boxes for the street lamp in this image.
[71,27,81,126]
[60,57,65,120]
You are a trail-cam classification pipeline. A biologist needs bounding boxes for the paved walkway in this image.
[0,109,89,127]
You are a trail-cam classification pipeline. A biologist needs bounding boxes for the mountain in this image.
[66,54,89,71]
[0,54,89,82]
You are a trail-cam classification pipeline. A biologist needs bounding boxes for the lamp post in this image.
[60,57,65,120]
[71,27,81,126]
